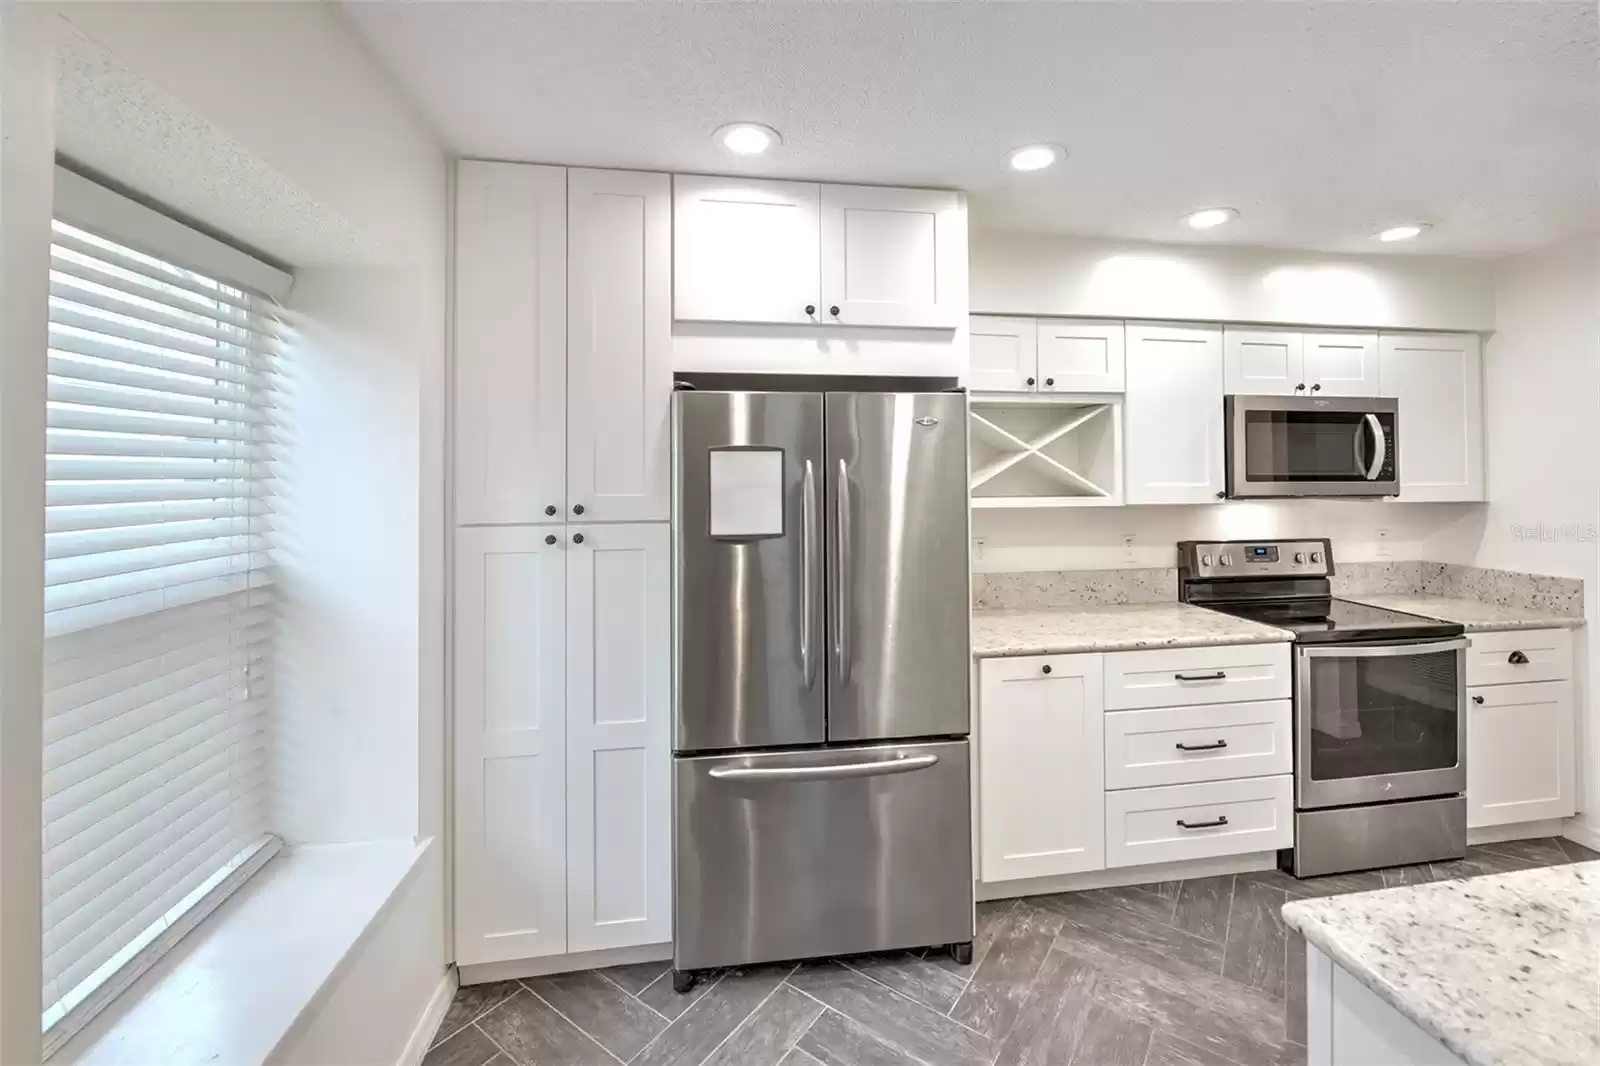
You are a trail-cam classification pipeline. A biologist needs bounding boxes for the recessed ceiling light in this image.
[716,122,780,155]
[1007,144,1063,172]
[1375,223,1430,242]
[1185,207,1239,230]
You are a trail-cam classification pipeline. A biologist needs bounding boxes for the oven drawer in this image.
[1104,642,1291,710]
[1105,774,1294,868]
[1465,628,1572,687]
[1104,700,1292,790]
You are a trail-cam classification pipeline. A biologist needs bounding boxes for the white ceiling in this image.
[343,0,1599,258]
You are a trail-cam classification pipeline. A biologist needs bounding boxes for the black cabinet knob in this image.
[544,505,557,516]
[1044,378,1055,386]
[573,504,585,515]
[1041,664,1052,675]
[1026,377,1036,386]
[572,533,585,544]
[1294,383,1306,391]
[829,305,840,316]
[1311,383,1322,392]
[805,304,816,316]
[545,534,557,545]
[1508,650,1530,665]
[1472,694,1485,704]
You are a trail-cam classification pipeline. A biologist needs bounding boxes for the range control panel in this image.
[1178,539,1333,580]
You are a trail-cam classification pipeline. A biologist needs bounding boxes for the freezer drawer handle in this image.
[708,753,939,783]
[1175,739,1228,752]
[1174,671,1227,682]
[1176,816,1230,830]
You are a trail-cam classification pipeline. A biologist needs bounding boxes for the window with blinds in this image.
[42,219,282,1041]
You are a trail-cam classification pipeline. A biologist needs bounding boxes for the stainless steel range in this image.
[670,384,974,994]
[1178,539,1468,877]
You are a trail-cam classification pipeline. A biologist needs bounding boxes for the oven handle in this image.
[1297,637,1468,660]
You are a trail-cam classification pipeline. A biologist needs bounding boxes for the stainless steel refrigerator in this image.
[670,388,973,992]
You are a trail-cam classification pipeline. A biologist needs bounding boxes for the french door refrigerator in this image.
[670,388,973,990]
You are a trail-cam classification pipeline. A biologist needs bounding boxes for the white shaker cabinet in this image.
[565,523,671,952]
[454,527,568,965]
[455,523,673,964]
[1036,318,1125,392]
[1223,328,1303,395]
[819,184,965,328]
[1467,680,1575,829]
[673,175,821,325]
[454,161,567,524]
[968,316,1038,392]
[567,169,672,523]
[1124,323,1225,504]
[1303,331,1380,396]
[1380,333,1484,501]
[978,654,1105,881]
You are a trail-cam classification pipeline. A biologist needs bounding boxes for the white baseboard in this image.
[459,942,672,986]
[1467,818,1569,845]
[397,967,457,1066]
[1561,817,1600,853]
[976,851,1278,902]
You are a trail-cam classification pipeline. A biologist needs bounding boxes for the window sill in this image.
[51,838,430,1066]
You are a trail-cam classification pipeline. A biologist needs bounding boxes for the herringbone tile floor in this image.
[425,836,1596,1066]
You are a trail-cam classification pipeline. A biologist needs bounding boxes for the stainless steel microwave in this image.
[1224,395,1398,498]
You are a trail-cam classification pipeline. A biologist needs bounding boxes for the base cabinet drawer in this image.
[1105,775,1293,868]
[1104,700,1292,790]
[1464,628,1572,688]
[1104,642,1291,710]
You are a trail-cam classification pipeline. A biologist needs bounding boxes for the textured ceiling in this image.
[342,0,1599,257]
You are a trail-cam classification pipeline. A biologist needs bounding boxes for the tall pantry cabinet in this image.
[453,162,673,967]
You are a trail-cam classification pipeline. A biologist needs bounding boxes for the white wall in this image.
[974,500,1477,573]
[971,230,1498,331]
[1428,236,1600,833]
[0,10,56,1063]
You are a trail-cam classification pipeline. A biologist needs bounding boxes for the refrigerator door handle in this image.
[708,753,939,783]
[833,458,852,684]
[800,458,818,689]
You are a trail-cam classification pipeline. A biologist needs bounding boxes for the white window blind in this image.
[42,217,282,1041]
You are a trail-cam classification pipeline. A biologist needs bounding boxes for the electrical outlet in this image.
[1375,528,1390,558]
[1122,533,1136,562]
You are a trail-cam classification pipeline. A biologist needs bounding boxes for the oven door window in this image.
[1243,409,1370,483]
[1304,647,1460,780]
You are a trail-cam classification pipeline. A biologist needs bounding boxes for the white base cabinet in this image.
[454,524,671,965]
[1463,627,1576,830]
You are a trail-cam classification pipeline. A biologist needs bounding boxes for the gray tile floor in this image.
[426,836,1597,1066]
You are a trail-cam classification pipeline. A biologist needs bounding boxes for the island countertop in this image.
[1341,592,1584,632]
[1282,860,1600,1066]
[971,602,1293,656]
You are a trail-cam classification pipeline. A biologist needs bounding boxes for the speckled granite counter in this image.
[1283,861,1600,1066]
[971,603,1292,657]
[1343,593,1584,632]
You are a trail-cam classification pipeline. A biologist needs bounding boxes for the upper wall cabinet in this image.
[1124,323,1224,504]
[455,161,567,525]
[1380,332,1484,501]
[968,315,1124,393]
[1223,328,1378,396]
[674,176,966,329]
[567,169,672,523]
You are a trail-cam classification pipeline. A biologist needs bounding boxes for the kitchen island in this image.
[1283,860,1599,1066]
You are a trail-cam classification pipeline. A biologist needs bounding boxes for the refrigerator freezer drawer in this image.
[672,739,973,971]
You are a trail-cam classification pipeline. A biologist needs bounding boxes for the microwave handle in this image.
[1364,413,1386,480]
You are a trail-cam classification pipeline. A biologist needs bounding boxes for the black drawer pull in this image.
[1175,739,1228,752]
[1174,671,1227,682]
[1508,651,1530,665]
[1176,816,1229,830]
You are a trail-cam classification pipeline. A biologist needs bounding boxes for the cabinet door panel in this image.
[454,528,567,963]
[1379,333,1484,501]
[979,654,1104,881]
[968,315,1038,392]
[568,169,672,523]
[821,185,965,328]
[1125,323,1224,503]
[674,175,819,325]
[1467,680,1574,828]
[1224,328,1302,395]
[1303,331,1380,396]
[455,162,566,524]
[566,524,671,952]
[1037,318,1125,392]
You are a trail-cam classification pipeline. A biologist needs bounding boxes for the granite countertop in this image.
[971,603,1293,656]
[1343,593,1585,632]
[1282,861,1600,1066]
